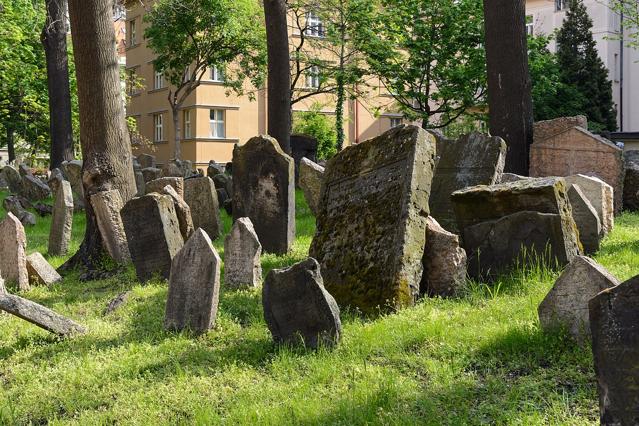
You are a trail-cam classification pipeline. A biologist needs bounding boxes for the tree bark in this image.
[6,126,15,163]
[64,0,137,271]
[172,105,181,160]
[264,0,292,154]
[483,0,534,175]
[42,0,75,170]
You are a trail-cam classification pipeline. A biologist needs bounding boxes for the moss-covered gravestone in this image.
[309,125,437,314]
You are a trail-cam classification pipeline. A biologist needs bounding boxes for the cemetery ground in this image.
[1,191,638,424]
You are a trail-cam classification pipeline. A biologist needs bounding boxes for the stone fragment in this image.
[623,150,639,211]
[121,193,184,282]
[309,125,436,313]
[2,165,22,194]
[3,195,36,226]
[564,174,614,236]
[421,217,467,297]
[183,176,222,240]
[162,159,191,178]
[104,291,130,315]
[90,190,131,264]
[60,160,85,210]
[33,202,52,217]
[164,229,221,333]
[212,173,233,197]
[567,184,601,255]
[207,161,224,177]
[161,185,194,240]
[291,134,318,184]
[26,252,62,286]
[18,163,32,177]
[141,167,162,183]
[21,175,51,201]
[299,157,324,216]
[145,177,184,199]
[0,213,29,291]
[137,153,156,169]
[224,217,262,288]
[500,173,528,183]
[263,258,341,349]
[48,180,74,256]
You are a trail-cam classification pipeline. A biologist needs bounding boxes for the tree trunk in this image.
[172,105,181,160]
[6,126,15,163]
[42,0,75,170]
[264,0,292,154]
[64,0,137,271]
[335,75,345,152]
[483,0,534,175]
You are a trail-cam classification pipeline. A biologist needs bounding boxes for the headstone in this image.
[26,252,62,286]
[263,258,341,349]
[567,184,601,255]
[207,161,224,178]
[48,180,74,257]
[21,175,51,201]
[623,150,639,211]
[60,160,85,210]
[18,163,32,177]
[225,162,233,175]
[299,157,324,216]
[291,134,318,183]
[216,188,229,206]
[121,193,184,282]
[137,153,156,169]
[141,167,162,183]
[48,168,65,197]
[309,125,436,313]
[161,185,194,241]
[164,229,221,333]
[0,213,29,291]
[145,176,184,199]
[538,256,618,342]
[3,195,36,226]
[183,176,222,240]
[212,173,233,197]
[421,217,467,297]
[564,174,614,236]
[500,173,528,183]
[162,159,185,178]
[2,165,22,194]
[90,190,131,264]
[224,217,262,288]
[533,115,588,144]
[589,274,639,425]
[233,135,295,255]
[429,132,507,231]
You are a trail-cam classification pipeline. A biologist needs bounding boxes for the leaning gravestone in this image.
[183,176,222,240]
[145,176,184,199]
[224,217,262,289]
[299,158,324,216]
[164,229,221,333]
[309,125,436,314]
[21,175,51,202]
[90,190,131,264]
[26,252,62,286]
[291,134,318,184]
[623,150,639,211]
[141,167,162,183]
[48,180,74,257]
[60,160,85,210]
[3,195,36,226]
[539,256,618,342]
[233,135,295,254]
[564,174,614,236]
[121,193,184,282]
[161,185,194,241]
[2,165,22,194]
[589,275,639,425]
[0,213,29,291]
[567,184,601,255]
[137,153,156,169]
[421,217,467,297]
[48,168,65,197]
[263,258,341,349]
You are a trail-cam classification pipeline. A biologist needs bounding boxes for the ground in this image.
[1,190,638,425]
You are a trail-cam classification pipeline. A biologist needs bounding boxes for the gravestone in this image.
[309,125,437,313]
[90,190,131,264]
[137,153,156,169]
[233,135,295,254]
[60,160,85,210]
[26,252,62,286]
[161,185,194,241]
[142,167,162,183]
[533,115,587,144]
[567,184,601,255]
[291,134,318,184]
[165,229,221,333]
[224,217,262,288]
[3,195,36,226]
[564,174,614,236]
[121,193,184,282]
[299,158,324,216]
[623,150,639,211]
[212,173,233,197]
[263,258,341,349]
[539,256,618,342]
[183,176,222,240]
[48,180,74,256]
[2,165,22,194]
[0,213,29,291]
[18,163,31,177]
[421,217,467,297]
[48,168,65,197]
[589,274,639,425]
[207,161,224,178]
[145,176,184,199]
[21,175,51,201]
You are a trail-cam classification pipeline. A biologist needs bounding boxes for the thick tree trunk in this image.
[172,105,181,160]
[64,0,137,271]
[264,0,292,154]
[483,0,534,175]
[6,126,15,163]
[42,0,75,170]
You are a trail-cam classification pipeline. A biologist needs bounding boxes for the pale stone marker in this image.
[421,217,467,297]
[161,185,194,241]
[26,253,62,286]
[145,176,184,198]
[90,190,131,264]
[224,217,262,288]
[0,213,29,291]
[2,165,22,194]
[567,184,601,255]
[564,174,614,236]
[183,176,222,240]
[60,160,85,210]
[48,180,74,256]
[3,195,36,226]
[299,157,324,216]
[48,168,65,197]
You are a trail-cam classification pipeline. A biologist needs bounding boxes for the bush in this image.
[293,104,337,160]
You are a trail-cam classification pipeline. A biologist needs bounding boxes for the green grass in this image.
[1,190,637,425]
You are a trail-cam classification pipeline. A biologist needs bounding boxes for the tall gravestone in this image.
[0,213,29,291]
[224,217,262,288]
[183,176,222,240]
[233,135,295,254]
[567,184,601,255]
[309,125,437,314]
[48,180,74,257]
[291,134,318,184]
[91,190,131,264]
[161,185,194,241]
[299,158,324,216]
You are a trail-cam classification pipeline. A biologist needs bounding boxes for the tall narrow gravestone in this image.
[91,190,131,264]
[48,180,74,256]
[224,217,262,288]
[183,176,222,240]
[309,125,437,314]
[0,213,29,291]
[233,136,295,255]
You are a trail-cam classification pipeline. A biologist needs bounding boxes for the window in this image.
[526,15,534,36]
[306,11,324,37]
[306,65,320,89]
[154,114,164,142]
[390,117,403,128]
[209,109,225,139]
[183,110,192,139]
[555,0,567,11]
[154,68,164,89]
[129,19,137,46]
[210,66,225,82]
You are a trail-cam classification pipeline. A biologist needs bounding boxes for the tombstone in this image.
[0,213,29,291]
[421,217,467,297]
[48,168,65,197]
[121,193,184,282]
[26,252,62,286]
[90,190,131,264]
[589,274,639,425]
[18,163,32,177]
[291,134,318,184]
[533,115,588,144]
[567,184,601,255]
[162,159,190,178]
[212,173,233,197]
[263,258,341,349]
[564,174,614,236]
[145,176,184,199]
[48,180,74,257]
[21,175,51,201]
[500,173,528,183]
[225,162,233,175]
[299,158,324,216]
[60,160,85,210]
[309,125,436,314]
[2,165,22,194]
[216,188,229,206]
[207,161,224,178]
[429,132,507,231]
[623,150,639,211]
[233,135,295,255]
[224,217,262,289]
[141,167,162,183]
[137,153,156,169]
[3,195,36,226]
[161,185,194,241]
[183,176,222,240]
[538,256,617,342]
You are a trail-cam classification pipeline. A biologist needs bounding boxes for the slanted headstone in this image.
[3,195,36,226]
[309,125,436,313]
[589,275,639,425]
[291,134,318,184]
[568,184,601,255]
[164,229,220,333]
[48,168,65,197]
[623,150,639,211]
[21,175,51,201]
[145,176,184,199]
[183,176,222,240]
[2,165,22,194]
[26,252,62,286]
[121,193,184,282]
[48,180,74,256]
[564,174,614,236]
[233,135,296,255]
[299,158,324,216]
[263,258,341,349]
[421,217,467,297]
[90,190,131,264]
[224,217,261,288]
[141,167,162,183]
[137,153,156,169]
[161,185,194,241]
[0,213,29,291]
[60,160,85,210]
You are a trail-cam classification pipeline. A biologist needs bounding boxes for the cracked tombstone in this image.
[0,213,29,291]
[48,180,74,256]
[161,185,194,241]
[183,176,222,240]
[223,217,262,289]
[90,190,131,264]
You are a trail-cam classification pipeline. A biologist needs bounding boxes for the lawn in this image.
[1,189,638,425]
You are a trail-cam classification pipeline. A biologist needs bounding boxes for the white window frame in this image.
[306,11,324,37]
[129,19,137,46]
[210,66,225,82]
[306,65,320,89]
[526,15,534,36]
[209,109,225,139]
[555,0,567,11]
[154,113,164,142]
[154,68,164,89]
[390,117,403,128]
[183,109,192,139]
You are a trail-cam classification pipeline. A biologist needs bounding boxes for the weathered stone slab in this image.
[47,168,65,197]
[0,213,29,291]
[233,135,295,255]
[623,150,639,211]
[90,190,131,264]
[18,163,32,177]
[224,217,261,288]
[564,174,614,236]
[207,161,224,178]
[48,180,74,256]
[162,159,192,178]
[121,193,184,282]
[161,185,194,241]
[309,125,436,313]
[589,274,639,425]
[2,165,22,194]
[212,173,233,197]
[21,175,51,201]
[165,229,220,333]
[291,134,318,184]
[263,258,341,349]
[421,217,467,297]
[539,256,617,342]
[134,170,145,197]
[0,292,85,336]
[429,132,506,231]
[499,173,528,183]
[0,170,7,190]
[533,115,587,144]
[137,153,156,169]
[141,167,162,183]
[26,252,62,286]
[3,195,36,226]
[145,177,184,199]
[60,160,85,210]
[568,184,601,255]
[299,158,324,216]
[183,176,222,240]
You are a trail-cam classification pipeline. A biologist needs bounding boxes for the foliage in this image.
[607,0,639,50]
[293,103,337,159]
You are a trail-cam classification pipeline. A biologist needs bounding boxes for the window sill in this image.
[153,140,169,145]
[126,43,141,51]
[148,87,168,94]
[201,81,226,85]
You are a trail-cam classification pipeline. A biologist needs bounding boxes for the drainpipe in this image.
[620,9,624,131]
